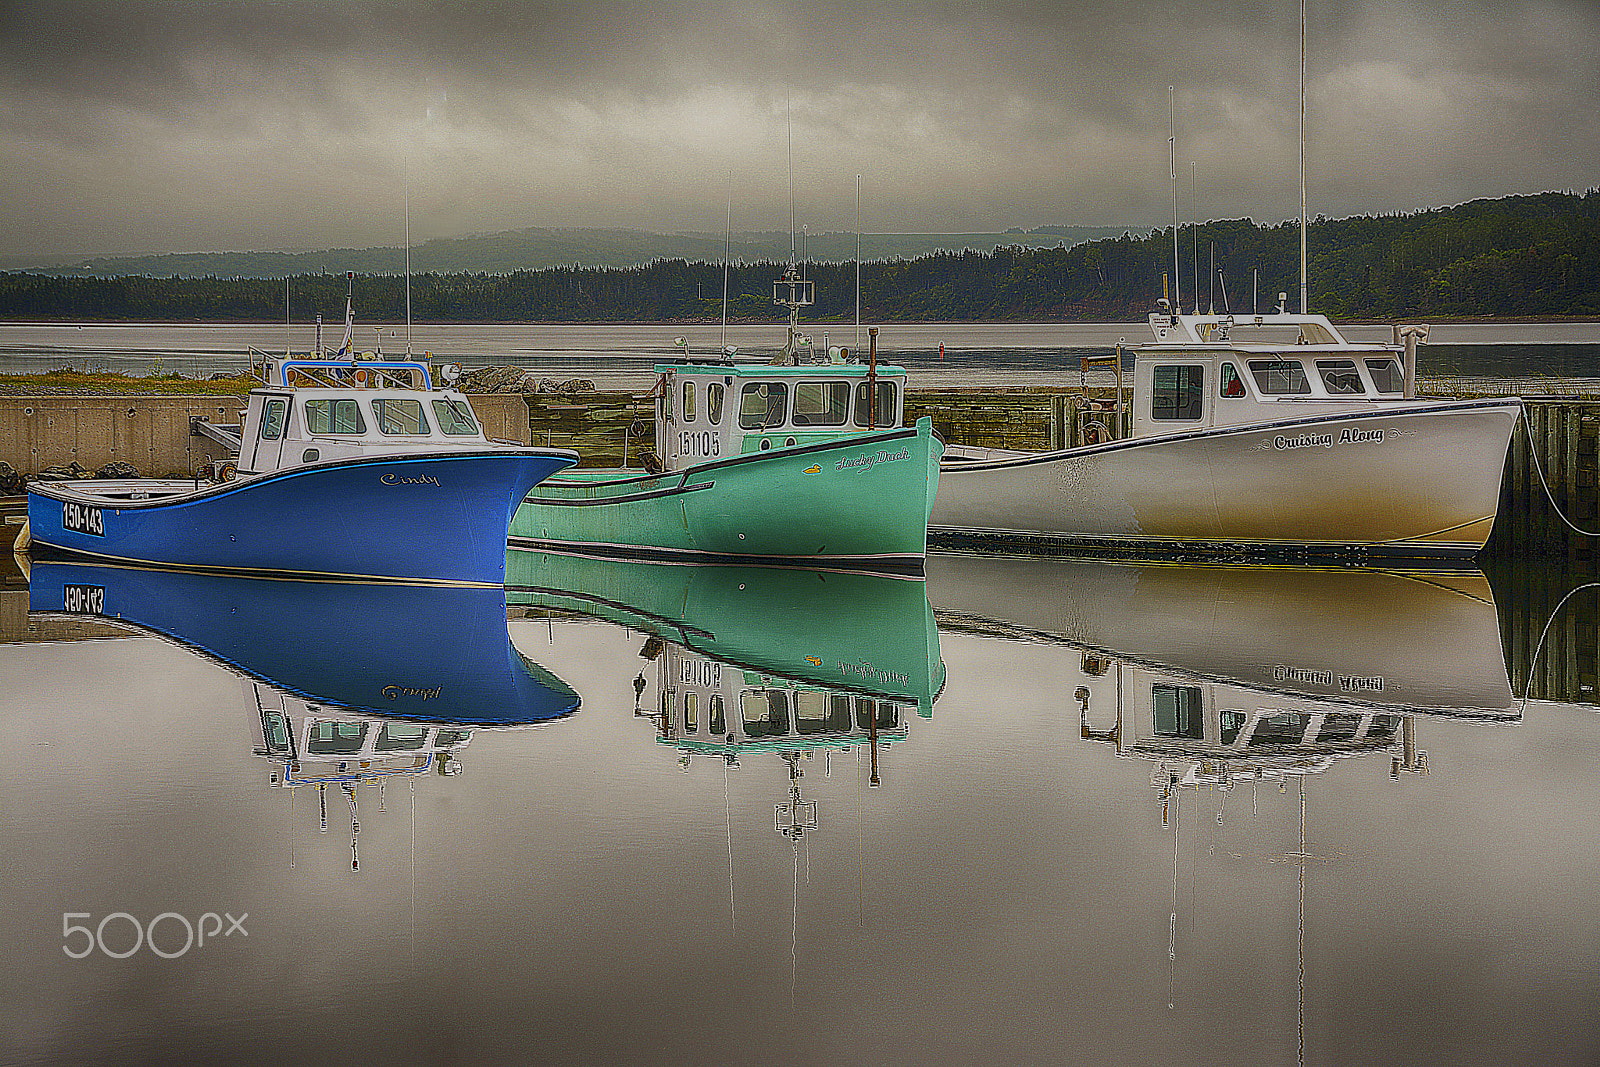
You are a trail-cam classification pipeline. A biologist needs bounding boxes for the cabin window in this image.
[795,692,829,734]
[1316,713,1363,743]
[305,398,366,434]
[853,381,898,427]
[739,383,788,429]
[1219,363,1246,399]
[260,710,293,756]
[260,398,288,439]
[683,692,699,732]
[436,729,472,747]
[681,381,697,423]
[1220,710,1248,745]
[306,721,367,755]
[855,699,900,729]
[1248,359,1312,395]
[707,383,725,425]
[431,397,480,436]
[374,723,429,751]
[1315,359,1366,395]
[709,695,726,735]
[1247,712,1312,746]
[1152,685,1203,739]
[741,690,790,737]
[1151,365,1204,421]
[374,398,429,435]
[1365,358,1404,394]
[1367,714,1401,740]
[794,381,851,426]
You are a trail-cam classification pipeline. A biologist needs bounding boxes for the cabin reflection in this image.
[1075,660,1449,799]
[639,639,920,783]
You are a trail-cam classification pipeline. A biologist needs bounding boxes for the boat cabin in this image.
[235,357,495,475]
[1129,312,1413,440]
[648,642,921,759]
[653,360,907,473]
[253,691,476,785]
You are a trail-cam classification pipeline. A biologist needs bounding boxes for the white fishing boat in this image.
[933,310,1522,559]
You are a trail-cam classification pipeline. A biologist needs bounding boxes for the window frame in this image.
[1150,364,1205,421]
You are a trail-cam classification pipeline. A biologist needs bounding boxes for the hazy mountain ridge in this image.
[6,226,1132,278]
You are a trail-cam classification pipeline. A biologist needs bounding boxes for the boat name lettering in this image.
[678,431,720,459]
[1273,664,1334,686]
[835,448,911,472]
[61,501,105,536]
[1339,674,1385,692]
[1271,427,1388,452]
[62,584,105,615]
[380,473,442,487]
[679,658,721,688]
[382,685,442,700]
[839,660,910,688]
[1272,432,1334,451]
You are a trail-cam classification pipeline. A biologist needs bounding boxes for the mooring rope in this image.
[1520,579,1600,714]
[1521,400,1600,538]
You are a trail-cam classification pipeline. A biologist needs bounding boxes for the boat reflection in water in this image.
[930,554,1517,794]
[929,553,1521,1044]
[506,548,945,827]
[28,559,582,865]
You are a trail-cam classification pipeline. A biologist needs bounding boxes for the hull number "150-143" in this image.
[62,501,105,536]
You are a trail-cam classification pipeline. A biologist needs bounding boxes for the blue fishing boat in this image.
[24,325,576,585]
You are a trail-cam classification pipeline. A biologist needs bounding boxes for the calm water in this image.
[2,551,1599,1066]
[2,321,1598,389]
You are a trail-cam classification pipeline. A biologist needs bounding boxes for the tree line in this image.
[1,191,1594,323]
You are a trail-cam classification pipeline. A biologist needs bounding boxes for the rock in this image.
[95,461,140,479]
[35,462,89,481]
[0,461,24,494]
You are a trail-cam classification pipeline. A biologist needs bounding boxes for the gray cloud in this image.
[0,0,1595,257]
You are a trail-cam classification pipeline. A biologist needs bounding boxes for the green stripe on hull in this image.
[512,418,942,564]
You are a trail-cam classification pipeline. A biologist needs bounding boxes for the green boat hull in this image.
[510,418,942,571]
[504,549,945,711]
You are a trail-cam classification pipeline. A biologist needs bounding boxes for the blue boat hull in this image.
[28,559,580,725]
[26,450,576,585]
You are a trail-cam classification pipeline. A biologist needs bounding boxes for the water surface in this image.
[2,552,1597,1065]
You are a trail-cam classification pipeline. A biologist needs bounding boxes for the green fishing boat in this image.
[510,267,942,572]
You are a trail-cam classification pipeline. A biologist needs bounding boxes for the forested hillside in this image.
[1,192,1593,322]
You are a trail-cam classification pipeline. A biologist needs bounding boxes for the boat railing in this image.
[247,350,435,390]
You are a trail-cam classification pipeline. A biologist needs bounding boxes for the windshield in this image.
[431,397,481,436]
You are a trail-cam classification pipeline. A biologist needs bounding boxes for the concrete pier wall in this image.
[0,394,533,477]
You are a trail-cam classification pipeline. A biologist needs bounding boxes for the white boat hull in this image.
[932,398,1521,557]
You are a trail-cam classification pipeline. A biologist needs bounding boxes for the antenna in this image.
[284,276,290,357]
[404,156,413,355]
[1191,161,1198,314]
[855,173,862,352]
[721,175,732,353]
[1169,88,1180,315]
[1300,0,1308,313]
[787,90,796,266]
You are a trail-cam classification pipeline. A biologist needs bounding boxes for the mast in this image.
[404,156,413,355]
[1300,0,1308,313]
[1169,88,1181,314]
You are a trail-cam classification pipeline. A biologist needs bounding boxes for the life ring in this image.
[353,368,370,387]
[218,461,238,482]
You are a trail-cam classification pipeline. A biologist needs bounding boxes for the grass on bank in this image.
[0,369,256,395]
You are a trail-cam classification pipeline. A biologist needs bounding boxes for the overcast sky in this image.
[1,0,1595,257]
